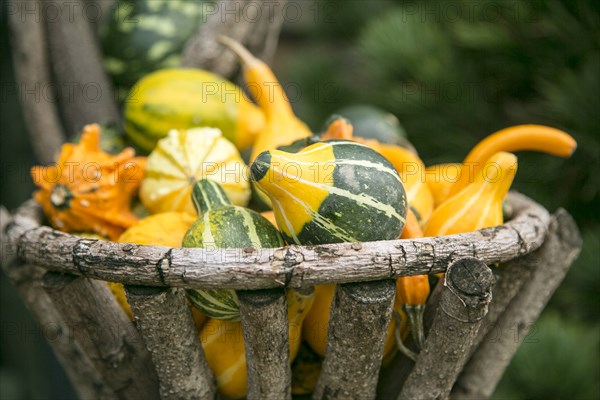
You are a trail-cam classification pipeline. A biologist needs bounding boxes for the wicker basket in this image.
[0,191,581,400]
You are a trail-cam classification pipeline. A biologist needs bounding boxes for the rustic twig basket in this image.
[3,1,582,398]
[0,192,581,400]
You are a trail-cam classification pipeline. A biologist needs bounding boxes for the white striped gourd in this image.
[183,179,284,320]
[250,140,408,245]
[140,127,251,215]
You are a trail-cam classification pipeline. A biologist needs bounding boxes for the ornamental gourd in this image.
[426,125,576,206]
[124,68,265,152]
[140,127,251,215]
[183,179,285,320]
[320,118,434,224]
[219,36,313,162]
[31,124,144,240]
[424,152,518,236]
[251,140,407,245]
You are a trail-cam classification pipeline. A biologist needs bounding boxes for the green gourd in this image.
[250,140,408,245]
[183,179,284,320]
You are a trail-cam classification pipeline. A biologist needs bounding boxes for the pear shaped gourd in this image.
[250,140,407,245]
[426,125,576,206]
[424,152,518,236]
[183,179,284,320]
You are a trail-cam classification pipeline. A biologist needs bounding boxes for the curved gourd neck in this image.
[470,152,518,200]
[192,179,231,215]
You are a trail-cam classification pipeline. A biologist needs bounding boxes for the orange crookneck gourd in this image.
[218,36,313,161]
[424,152,518,237]
[427,125,576,206]
[321,117,434,223]
[31,124,145,240]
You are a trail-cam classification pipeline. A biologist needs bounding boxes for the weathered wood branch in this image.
[376,276,446,399]
[238,289,291,400]
[44,0,121,134]
[12,193,550,290]
[125,285,216,400]
[8,0,65,164]
[1,205,115,399]
[314,280,396,400]
[181,0,286,79]
[41,272,160,399]
[398,258,494,400]
[452,209,582,399]
[461,246,540,361]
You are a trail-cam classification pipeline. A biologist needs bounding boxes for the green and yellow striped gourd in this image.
[183,179,284,320]
[124,68,265,152]
[250,140,408,245]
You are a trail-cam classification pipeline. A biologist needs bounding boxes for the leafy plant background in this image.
[1,0,598,398]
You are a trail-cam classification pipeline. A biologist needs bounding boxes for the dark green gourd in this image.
[183,179,284,320]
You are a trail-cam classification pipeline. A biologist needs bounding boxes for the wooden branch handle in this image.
[44,0,121,133]
[8,1,65,164]
[398,258,494,400]
[181,0,286,79]
[10,192,550,290]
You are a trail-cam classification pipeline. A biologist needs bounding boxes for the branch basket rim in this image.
[9,191,550,290]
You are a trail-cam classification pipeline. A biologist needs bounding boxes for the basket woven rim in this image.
[11,191,550,290]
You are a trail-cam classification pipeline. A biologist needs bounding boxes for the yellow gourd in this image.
[424,152,518,236]
[427,125,576,205]
[424,163,462,207]
[219,36,313,161]
[31,124,144,240]
[116,212,206,328]
[124,68,265,152]
[140,127,251,215]
[201,289,314,399]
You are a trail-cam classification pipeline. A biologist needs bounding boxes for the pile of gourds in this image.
[31,37,577,398]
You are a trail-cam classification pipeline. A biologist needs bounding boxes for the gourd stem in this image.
[191,179,231,215]
[218,35,260,69]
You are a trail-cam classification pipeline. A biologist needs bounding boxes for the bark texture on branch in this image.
[452,209,582,399]
[8,0,65,164]
[44,0,121,134]
[313,280,396,400]
[462,248,540,361]
[238,288,291,400]
[398,258,494,400]
[125,285,216,400]
[377,276,446,399]
[12,193,550,290]
[1,206,115,399]
[181,0,286,79]
[42,272,160,399]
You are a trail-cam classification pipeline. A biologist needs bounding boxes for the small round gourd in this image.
[250,140,408,245]
[183,179,284,320]
[140,127,251,215]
